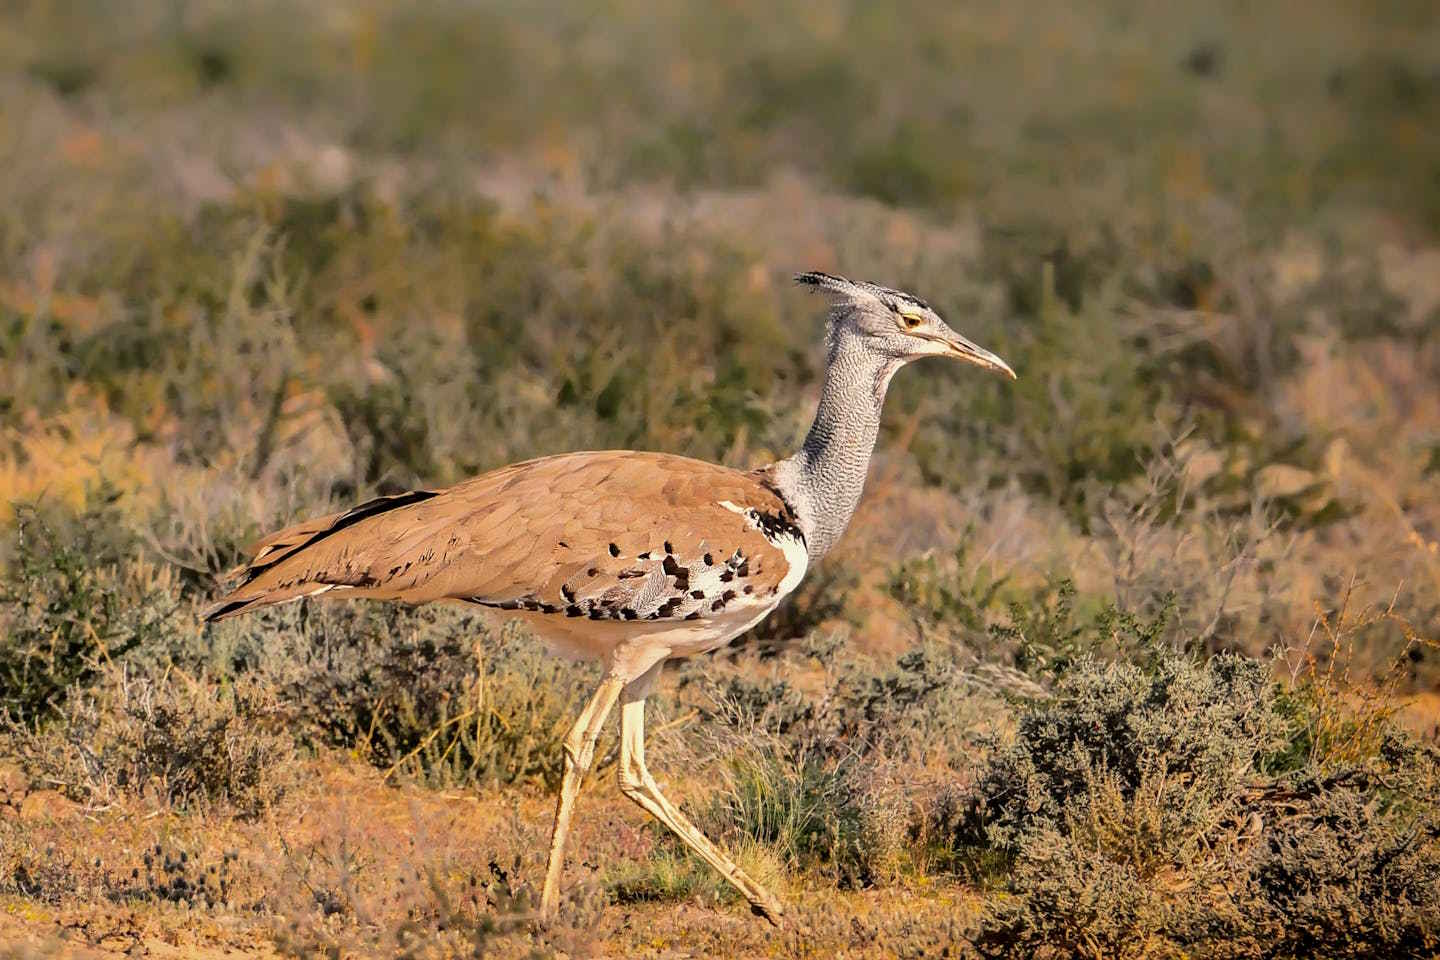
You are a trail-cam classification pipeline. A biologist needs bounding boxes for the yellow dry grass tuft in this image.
[0,392,170,523]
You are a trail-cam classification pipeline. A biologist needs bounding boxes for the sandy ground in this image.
[1,756,983,959]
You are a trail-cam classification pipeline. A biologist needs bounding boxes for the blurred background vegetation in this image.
[1,1,1438,956]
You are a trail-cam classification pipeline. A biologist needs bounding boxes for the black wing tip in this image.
[240,489,442,586]
[202,598,253,623]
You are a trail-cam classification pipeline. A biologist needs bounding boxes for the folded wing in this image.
[204,451,802,625]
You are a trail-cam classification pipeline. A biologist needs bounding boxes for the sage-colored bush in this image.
[951,654,1440,959]
[9,667,294,817]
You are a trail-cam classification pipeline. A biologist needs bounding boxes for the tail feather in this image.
[202,597,259,623]
[204,490,439,623]
[202,582,344,622]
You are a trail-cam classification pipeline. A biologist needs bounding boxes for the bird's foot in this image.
[534,891,560,929]
[749,894,786,927]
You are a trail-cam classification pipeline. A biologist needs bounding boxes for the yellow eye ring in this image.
[898,311,923,329]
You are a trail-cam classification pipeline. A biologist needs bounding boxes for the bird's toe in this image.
[750,897,785,927]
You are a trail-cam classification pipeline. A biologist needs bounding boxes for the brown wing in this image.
[204,451,802,624]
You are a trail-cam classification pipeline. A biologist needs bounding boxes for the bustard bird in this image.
[205,271,1015,924]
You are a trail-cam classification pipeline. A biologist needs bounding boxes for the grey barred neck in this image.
[771,322,902,560]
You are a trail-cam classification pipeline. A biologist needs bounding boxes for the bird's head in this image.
[796,271,1015,380]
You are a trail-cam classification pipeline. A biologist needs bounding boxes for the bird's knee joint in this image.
[617,764,646,797]
[561,740,591,773]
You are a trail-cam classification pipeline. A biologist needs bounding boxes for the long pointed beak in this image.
[947,333,1017,380]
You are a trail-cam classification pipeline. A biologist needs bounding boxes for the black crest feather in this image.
[795,270,930,311]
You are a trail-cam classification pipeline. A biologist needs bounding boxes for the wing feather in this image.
[204,451,802,624]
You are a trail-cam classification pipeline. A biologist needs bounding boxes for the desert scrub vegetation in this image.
[8,667,295,817]
[636,625,1440,956]
[237,604,604,789]
[1,0,1439,955]
[0,498,607,799]
[947,652,1440,959]
[0,501,183,724]
[604,527,1438,954]
[4,491,1437,956]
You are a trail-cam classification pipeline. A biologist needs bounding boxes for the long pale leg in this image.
[617,681,786,925]
[540,675,625,919]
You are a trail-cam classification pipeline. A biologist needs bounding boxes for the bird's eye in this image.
[898,310,924,329]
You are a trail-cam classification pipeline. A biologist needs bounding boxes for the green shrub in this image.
[949,653,1440,959]
[706,744,905,888]
[888,538,1181,685]
[692,629,1003,767]
[666,634,1002,890]
[1230,739,1440,958]
[0,502,184,724]
[959,655,1286,851]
